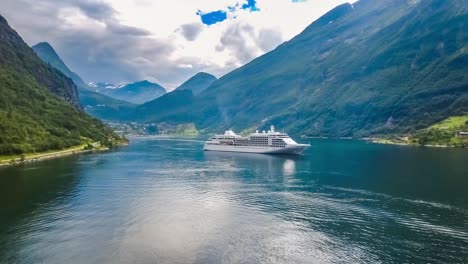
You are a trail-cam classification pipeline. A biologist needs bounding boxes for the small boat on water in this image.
[203,126,310,154]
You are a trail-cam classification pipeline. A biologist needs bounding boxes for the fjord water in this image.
[0,138,467,263]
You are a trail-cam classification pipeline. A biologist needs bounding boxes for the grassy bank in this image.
[0,140,127,167]
[369,115,468,148]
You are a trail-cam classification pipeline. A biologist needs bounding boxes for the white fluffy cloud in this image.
[1,0,352,90]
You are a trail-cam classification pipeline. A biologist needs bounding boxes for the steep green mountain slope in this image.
[32,42,136,120]
[0,15,122,155]
[147,0,467,136]
[174,72,217,95]
[95,80,167,104]
[134,90,195,122]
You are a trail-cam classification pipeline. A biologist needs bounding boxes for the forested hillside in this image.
[0,15,123,155]
[139,0,467,137]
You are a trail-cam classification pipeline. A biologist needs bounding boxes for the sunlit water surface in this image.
[0,138,467,263]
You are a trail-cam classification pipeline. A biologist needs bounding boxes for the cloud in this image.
[0,0,353,90]
[106,21,150,36]
[219,23,258,64]
[257,29,283,52]
[180,23,203,41]
[0,0,187,87]
[71,0,115,21]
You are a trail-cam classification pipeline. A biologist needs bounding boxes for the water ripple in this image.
[1,138,467,263]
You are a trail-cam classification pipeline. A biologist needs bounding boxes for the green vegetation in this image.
[428,116,468,130]
[0,15,125,156]
[408,115,468,147]
[175,123,199,136]
[0,138,115,166]
[0,144,86,163]
[0,69,124,155]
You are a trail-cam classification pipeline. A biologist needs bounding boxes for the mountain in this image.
[92,80,167,104]
[32,42,88,89]
[174,72,217,95]
[133,90,195,122]
[88,82,125,91]
[143,0,467,137]
[78,89,136,121]
[32,42,136,120]
[0,14,122,155]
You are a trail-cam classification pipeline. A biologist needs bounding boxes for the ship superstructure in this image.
[203,126,310,154]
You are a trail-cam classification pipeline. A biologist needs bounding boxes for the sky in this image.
[1,0,351,90]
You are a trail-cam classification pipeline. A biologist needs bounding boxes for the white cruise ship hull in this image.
[203,144,309,155]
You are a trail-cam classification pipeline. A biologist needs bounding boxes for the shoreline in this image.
[128,134,201,138]
[363,138,468,148]
[0,144,126,168]
[130,134,464,149]
[363,138,412,146]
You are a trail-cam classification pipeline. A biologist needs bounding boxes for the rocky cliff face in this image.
[0,15,80,108]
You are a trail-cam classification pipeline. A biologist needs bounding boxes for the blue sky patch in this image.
[197,10,228,25]
[197,0,260,26]
[242,0,260,12]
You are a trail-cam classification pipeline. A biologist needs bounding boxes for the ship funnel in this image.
[270,125,275,132]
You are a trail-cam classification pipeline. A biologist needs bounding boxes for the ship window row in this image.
[207,142,285,148]
[209,138,286,147]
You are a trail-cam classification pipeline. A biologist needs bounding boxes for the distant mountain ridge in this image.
[89,82,125,90]
[137,0,467,137]
[115,73,216,124]
[0,14,122,155]
[32,42,136,120]
[90,80,167,104]
[174,72,217,95]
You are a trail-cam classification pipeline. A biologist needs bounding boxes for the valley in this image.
[1,0,467,160]
[36,0,466,144]
[0,1,467,263]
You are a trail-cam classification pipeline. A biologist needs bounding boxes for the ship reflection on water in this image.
[203,151,301,177]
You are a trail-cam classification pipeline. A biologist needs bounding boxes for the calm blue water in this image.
[0,138,467,263]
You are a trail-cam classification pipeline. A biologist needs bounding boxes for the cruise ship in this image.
[203,126,310,154]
